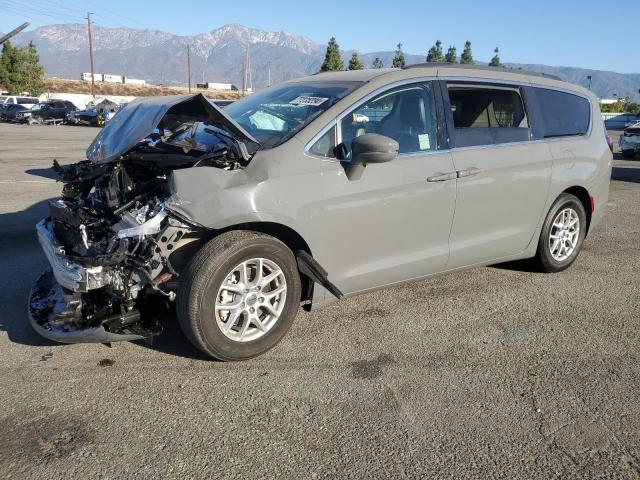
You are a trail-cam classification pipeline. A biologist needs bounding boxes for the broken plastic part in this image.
[28,270,144,344]
[296,250,343,299]
[117,208,167,239]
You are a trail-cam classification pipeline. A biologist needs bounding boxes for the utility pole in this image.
[186,44,191,93]
[86,13,95,99]
[247,44,252,93]
[242,46,247,97]
[587,75,592,90]
[0,22,29,45]
[267,62,271,87]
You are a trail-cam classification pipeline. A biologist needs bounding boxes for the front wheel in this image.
[533,193,587,273]
[177,231,302,361]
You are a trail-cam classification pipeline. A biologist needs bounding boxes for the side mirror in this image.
[344,133,399,180]
[351,133,399,165]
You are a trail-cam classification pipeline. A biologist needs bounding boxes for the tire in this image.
[534,193,587,273]
[621,150,635,160]
[177,230,302,361]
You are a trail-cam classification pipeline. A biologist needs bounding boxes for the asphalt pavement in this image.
[0,123,639,479]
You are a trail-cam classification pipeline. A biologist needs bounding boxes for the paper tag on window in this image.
[418,134,431,150]
[290,96,328,106]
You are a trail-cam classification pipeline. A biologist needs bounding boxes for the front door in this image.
[315,81,457,294]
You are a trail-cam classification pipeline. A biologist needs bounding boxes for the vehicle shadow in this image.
[490,259,537,273]
[133,310,212,361]
[0,199,62,347]
[0,199,209,359]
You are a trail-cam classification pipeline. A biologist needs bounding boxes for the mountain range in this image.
[7,23,640,101]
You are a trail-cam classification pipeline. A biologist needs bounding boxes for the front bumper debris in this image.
[36,219,114,292]
[28,270,144,343]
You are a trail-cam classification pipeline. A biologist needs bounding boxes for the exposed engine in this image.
[30,109,254,342]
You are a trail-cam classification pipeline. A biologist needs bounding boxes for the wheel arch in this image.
[215,221,315,306]
[562,185,592,233]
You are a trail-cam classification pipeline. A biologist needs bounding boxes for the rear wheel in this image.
[534,193,587,273]
[177,231,301,361]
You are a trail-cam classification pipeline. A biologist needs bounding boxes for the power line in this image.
[1,0,85,23]
[81,0,151,29]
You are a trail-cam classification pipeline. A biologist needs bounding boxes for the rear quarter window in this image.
[534,88,590,138]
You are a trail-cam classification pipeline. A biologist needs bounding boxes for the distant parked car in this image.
[0,95,40,108]
[620,122,640,159]
[0,104,32,122]
[68,107,99,126]
[97,103,126,127]
[19,100,78,124]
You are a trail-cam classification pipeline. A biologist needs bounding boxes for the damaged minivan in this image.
[30,65,612,360]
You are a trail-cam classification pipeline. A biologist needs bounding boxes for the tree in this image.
[445,45,458,64]
[460,41,474,65]
[392,43,405,68]
[489,47,502,67]
[372,57,384,69]
[348,52,364,70]
[0,41,21,94]
[426,40,445,63]
[20,41,45,96]
[320,37,344,72]
[0,40,45,95]
[600,100,640,114]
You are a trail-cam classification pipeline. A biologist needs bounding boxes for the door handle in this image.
[457,167,481,178]
[427,171,457,182]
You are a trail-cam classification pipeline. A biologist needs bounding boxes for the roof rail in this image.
[402,62,563,81]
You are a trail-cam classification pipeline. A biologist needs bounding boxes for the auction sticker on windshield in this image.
[289,96,328,106]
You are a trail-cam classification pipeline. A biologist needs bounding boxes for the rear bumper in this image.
[28,269,143,344]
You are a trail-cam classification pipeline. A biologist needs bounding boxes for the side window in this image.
[309,125,336,158]
[533,88,590,138]
[448,85,530,147]
[339,82,438,156]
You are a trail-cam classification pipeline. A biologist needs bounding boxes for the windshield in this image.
[225,81,363,148]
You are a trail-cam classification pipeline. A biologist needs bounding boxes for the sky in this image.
[1,0,638,73]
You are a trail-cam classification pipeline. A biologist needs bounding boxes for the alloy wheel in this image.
[549,208,580,262]
[214,257,287,342]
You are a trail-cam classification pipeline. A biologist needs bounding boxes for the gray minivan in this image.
[30,64,612,360]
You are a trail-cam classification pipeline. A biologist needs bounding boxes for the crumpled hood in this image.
[86,94,259,163]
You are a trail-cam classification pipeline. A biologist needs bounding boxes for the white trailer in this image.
[103,74,123,84]
[123,77,146,85]
[81,72,103,82]
[204,82,235,91]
